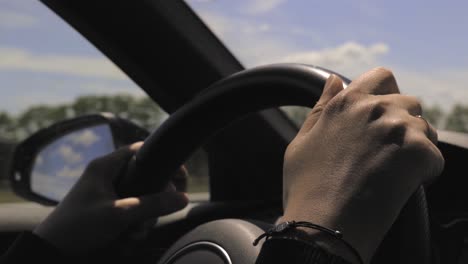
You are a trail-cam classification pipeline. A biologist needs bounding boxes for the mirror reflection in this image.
[30,124,115,202]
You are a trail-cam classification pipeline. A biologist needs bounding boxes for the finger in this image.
[163,182,176,192]
[298,74,344,136]
[413,115,438,145]
[381,95,422,116]
[84,141,143,183]
[367,95,422,123]
[119,192,189,223]
[424,140,445,182]
[160,167,188,192]
[404,132,444,183]
[347,67,400,95]
[377,108,437,146]
[129,141,144,152]
[367,95,434,143]
[172,166,188,192]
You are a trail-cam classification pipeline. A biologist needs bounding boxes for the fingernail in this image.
[129,141,144,151]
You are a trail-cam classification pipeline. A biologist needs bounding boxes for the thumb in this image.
[298,74,344,136]
[118,192,189,223]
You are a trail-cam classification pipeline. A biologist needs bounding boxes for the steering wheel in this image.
[121,64,433,264]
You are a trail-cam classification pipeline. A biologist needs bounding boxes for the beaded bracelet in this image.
[253,221,363,264]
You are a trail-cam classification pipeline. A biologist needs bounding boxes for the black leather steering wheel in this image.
[121,64,433,263]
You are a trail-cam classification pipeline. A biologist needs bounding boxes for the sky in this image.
[186,0,468,110]
[0,0,144,114]
[0,0,467,115]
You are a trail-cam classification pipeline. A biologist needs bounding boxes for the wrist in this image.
[282,192,397,263]
[277,216,363,264]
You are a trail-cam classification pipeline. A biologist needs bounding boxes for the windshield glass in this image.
[0,1,208,203]
[186,0,468,133]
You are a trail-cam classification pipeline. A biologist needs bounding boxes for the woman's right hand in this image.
[281,68,444,263]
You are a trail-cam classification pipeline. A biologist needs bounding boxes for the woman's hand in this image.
[33,142,188,255]
[281,68,444,263]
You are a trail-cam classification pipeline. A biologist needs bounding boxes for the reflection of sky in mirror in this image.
[31,124,115,201]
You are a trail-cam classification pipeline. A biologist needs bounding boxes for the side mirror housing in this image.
[10,113,148,205]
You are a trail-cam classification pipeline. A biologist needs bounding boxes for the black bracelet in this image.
[253,221,364,264]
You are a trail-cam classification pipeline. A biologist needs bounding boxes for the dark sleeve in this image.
[0,231,75,264]
[256,238,352,264]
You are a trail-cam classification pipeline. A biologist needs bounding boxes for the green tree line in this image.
[0,94,213,197]
[0,94,466,197]
[0,94,166,142]
[0,94,209,189]
[0,94,467,143]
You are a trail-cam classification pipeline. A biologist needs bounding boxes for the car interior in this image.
[0,1,468,264]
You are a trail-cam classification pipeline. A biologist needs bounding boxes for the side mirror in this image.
[10,113,149,205]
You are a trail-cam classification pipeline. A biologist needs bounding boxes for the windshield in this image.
[186,0,468,133]
[0,1,208,203]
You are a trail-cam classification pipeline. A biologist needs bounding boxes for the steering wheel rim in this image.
[121,63,432,263]
[122,64,349,195]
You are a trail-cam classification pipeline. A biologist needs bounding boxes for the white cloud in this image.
[245,0,285,15]
[0,10,37,29]
[392,68,468,111]
[192,10,466,108]
[56,165,85,179]
[195,10,388,76]
[31,171,61,199]
[188,0,216,2]
[0,77,146,115]
[31,169,79,201]
[273,42,467,109]
[199,12,385,73]
[197,11,288,66]
[69,129,100,147]
[0,46,128,80]
[56,144,83,164]
[79,81,145,95]
[275,42,389,77]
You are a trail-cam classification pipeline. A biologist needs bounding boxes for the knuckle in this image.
[284,140,304,165]
[381,117,409,145]
[284,143,297,161]
[405,95,422,105]
[308,103,325,117]
[372,67,395,81]
[404,135,445,181]
[386,116,409,129]
[406,134,428,151]
[363,98,388,121]
[324,91,356,115]
[406,95,423,113]
[404,132,436,156]
[415,103,423,115]
[371,67,399,93]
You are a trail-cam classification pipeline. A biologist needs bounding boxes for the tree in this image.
[72,95,166,131]
[445,104,468,133]
[281,106,310,127]
[0,94,212,186]
[0,94,166,142]
[423,104,444,129]
[126,97,167,131]
[0,112,16,140]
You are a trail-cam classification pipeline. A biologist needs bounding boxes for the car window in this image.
[186,0,468,133]
[0,1,208,203]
